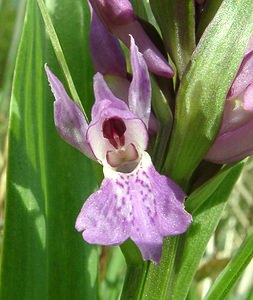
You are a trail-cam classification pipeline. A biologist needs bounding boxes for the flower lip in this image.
[76,151,192,263]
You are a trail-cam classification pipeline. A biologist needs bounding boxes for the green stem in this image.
[120,262,149,300]
[139,237,179,300]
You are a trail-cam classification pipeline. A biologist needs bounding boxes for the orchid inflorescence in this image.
[45,0,253,264]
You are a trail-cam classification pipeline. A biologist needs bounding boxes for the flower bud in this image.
[89,0,174,78]
[205,37,253,164]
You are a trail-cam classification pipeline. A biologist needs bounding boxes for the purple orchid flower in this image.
[206,37,253,164]
[45,37,191,263]
[88,0,174,79]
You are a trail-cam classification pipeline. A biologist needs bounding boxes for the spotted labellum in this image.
[45,37,192,264]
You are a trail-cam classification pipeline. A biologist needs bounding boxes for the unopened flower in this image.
[89,3,127,78]
[89,8,158,134]
[45,37,191,263]
[88,0,174,78]
[206,37,253,164]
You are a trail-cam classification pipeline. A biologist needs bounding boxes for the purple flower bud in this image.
[89,0,135,27]
[89,5,127,77]
[89,0,174,78]
[206,37,253,164]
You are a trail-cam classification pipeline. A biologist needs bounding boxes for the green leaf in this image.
[100,247,126,300]
[129,0,148,21]
[197,0,223,40]
[151,77,173,171]
[150,0,195,78]
[36,0,86,117]
[0,0,99,299]
[138,161,244,300]
[204,228,253,300]
[163,0,253,187]
[166,162,245,300]
[120,240,148,300]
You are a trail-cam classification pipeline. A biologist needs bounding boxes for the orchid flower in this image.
[45,37,191,264]
[88,0,174,79]
[206,37,253,164]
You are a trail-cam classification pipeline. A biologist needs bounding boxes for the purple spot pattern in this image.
[75,152,192,263]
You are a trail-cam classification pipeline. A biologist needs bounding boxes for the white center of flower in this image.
[102,117,139,171]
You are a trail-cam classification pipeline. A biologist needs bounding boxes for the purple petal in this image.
[205,116,253,164]
[89,0,135,27]
[243,81,253,111]
[75,178,129,245]
[87,101,148,163]
[45,66,95,159]
[89,5,127,77]
[88,75,148,163]
[92,73,131,121]
[228,41,253,100]
[206,85,253,164]
[128,35,151,127]
[125,152,192,263]
[76,152,192,263]
[113,21,174,78]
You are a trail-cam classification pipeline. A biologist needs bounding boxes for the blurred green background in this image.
[0,0,25,252]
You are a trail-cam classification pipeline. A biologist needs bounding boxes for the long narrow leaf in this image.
[0,0,99,299]
[204,229,253,300]
[150,0,195,78]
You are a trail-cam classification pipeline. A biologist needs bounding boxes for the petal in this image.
[205,116,253,164]
[89,0,135,27]
[89,5,127,77]
[92,73,129,121]
[206,82,253,164]
[228,47,253,100]
[45,65,95,159]
[88,73,148,162]
[112,21,174,78]
[243,82,253,111]
[87,107,148,163]
[103,152,192,263]
[75,178,129,245]
[128,35,151,127]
